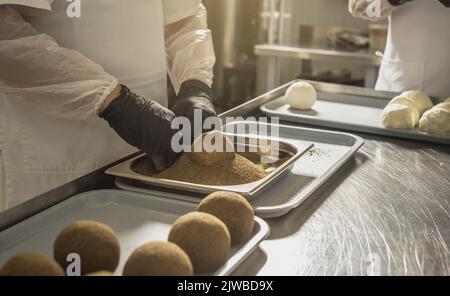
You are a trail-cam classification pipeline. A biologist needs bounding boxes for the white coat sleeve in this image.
[348,0,397,21]
[0,5,118,120]
[163,0,215,94]
[0,0,53,12]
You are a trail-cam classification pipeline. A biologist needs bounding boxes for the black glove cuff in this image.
[99,84,131,120]
[387,0,414,6]
[178,80,214,104]
[99,85,144,150]
[438,0,450,7]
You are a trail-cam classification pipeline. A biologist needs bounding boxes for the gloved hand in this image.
[100,85,180,172]
[349,0,398,20]
[171,80,217,142]
[439,0,450,7]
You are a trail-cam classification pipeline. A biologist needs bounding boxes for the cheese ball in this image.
[168,212,231,274]
[381,95,421,129]
[419,101,450,135]
[188,131,235,166]
[123,242,193,276]
[285,81,317,110]
[198,192,254,245]
[53,221,121,275]
[401,90,433,115]
[390,95,418,109]
[0,252,64,276]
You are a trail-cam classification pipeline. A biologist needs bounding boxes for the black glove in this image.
[171,80,217,142]
[100,85,180,172]
[387,0,414,6]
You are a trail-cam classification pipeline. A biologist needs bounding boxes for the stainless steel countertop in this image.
[224,82,449,276]
[233,131,450,276]
[1,82,448,276]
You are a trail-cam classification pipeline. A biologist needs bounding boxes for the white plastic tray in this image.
[116,122,364,218]
[0,190,269,276]
[261,91,450,145]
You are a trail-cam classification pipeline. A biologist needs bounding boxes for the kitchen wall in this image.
[284,0,370,43]
[203,0,388,110]
[203,0,262,111]
[279,0,386,86]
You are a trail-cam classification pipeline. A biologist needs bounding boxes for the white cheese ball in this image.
[401,90,433,115]
[381,95,420,129]
[419,101,450,136]
[389,96,420,124]
[285,82,317,110]
[382,104,419,129]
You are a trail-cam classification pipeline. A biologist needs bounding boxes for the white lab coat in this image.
[376,0,450,99]
[0,0,214,211]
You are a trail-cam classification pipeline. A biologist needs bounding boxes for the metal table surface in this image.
[221,82,450,276]
[1,82,449,276]
[232,130,450,276]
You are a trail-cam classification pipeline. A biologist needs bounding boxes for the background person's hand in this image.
[100,85,180,172]
[348,0,397,20]
[171,80,217,142]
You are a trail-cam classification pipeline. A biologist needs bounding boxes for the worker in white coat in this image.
[349,0,450,99]
[0,0,216,211]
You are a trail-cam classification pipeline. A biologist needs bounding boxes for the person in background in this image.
[0,0,216,211]
[349,0,450,99]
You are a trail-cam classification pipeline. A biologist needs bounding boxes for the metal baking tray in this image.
[0,190,270,276]
[106,135,313,199]
[116,122,365,218]
[260,80,450,145]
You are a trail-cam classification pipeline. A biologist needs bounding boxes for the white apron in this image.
[376,0,450,99]
[0,0,168,210]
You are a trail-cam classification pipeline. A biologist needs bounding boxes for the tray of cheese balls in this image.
[261,80,450,145]
[0,190,269,276]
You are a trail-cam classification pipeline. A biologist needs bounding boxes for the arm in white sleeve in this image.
[0,0,53,11]
[164,2,215,94]
[0,5,118,120]
[348,0,398,21]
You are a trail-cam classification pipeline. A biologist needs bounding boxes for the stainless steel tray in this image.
[0,190,270,276]
[116,122,364,218]
[260,80,450,145]
[106,136,313,199]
